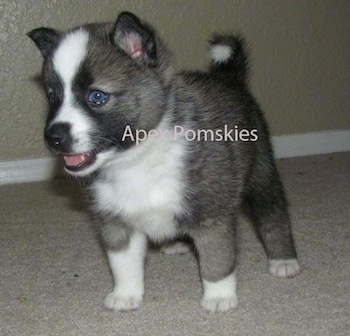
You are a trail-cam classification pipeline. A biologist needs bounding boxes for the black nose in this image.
[44,123,72,153]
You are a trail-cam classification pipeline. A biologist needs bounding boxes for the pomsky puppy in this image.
[28,11,300,313]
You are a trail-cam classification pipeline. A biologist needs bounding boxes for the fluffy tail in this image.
[209,34,249,85]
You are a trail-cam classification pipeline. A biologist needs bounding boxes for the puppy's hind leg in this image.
[161,241,192,255]
[245,159,301,278]
[161,236,192,255]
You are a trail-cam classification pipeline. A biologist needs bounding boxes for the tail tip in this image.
[209,44,233,64]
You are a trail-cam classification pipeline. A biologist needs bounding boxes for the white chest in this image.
[92,138,186,241]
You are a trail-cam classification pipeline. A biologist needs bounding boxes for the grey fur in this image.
[190,217,236,282]
[99,218,134,252]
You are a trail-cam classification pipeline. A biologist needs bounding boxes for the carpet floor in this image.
[1,152,349,336]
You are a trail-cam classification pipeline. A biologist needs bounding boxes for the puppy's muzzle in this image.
[44,122,73,153]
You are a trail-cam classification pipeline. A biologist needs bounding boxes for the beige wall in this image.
[0,0,349,161]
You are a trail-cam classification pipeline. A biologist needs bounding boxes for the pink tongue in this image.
[63,154,87,167]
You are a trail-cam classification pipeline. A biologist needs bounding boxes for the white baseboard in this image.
[0,129,349,185]
[272,129,350,158]
[0,158,59,185]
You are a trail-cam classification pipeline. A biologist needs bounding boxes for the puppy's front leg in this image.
[103,230,147,312]
[191,217,238,313]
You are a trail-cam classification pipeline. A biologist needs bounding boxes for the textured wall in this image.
[1,0,349,161]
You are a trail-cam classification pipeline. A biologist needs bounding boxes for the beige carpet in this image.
[1,152,349,336]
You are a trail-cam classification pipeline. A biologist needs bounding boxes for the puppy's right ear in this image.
[27,28,61,58]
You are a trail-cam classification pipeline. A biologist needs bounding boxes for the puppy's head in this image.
[28,12,174,177]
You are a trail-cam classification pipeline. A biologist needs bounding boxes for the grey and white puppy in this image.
[28,12,300,313]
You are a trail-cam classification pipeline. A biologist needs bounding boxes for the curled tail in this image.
[209,34,249,85]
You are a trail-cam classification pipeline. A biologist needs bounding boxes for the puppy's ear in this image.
[27,28,61,58]
[112,12,157,65]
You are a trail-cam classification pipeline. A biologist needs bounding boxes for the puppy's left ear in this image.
[27,28,61,58]
[112,12,157,66]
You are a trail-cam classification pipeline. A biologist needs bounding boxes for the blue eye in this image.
[48,91,59,104]
[88,90,109,106]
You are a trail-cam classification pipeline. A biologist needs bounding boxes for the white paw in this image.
[269,259,301,278]
[104,292,142,312]
[201,272,238,313]
[161,241,191,255]
[201,296,238,313]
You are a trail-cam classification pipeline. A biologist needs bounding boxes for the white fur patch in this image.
[269,259,301,278]
[210,44,232,64]
[104,232,147,311]
[50,29,93,153]
[201,272,238,312]
[53,29,89,87]
[92,120,187,241]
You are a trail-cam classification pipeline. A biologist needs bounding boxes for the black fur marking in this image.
[27,28,61,58]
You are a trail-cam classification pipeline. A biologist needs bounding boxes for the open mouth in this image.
[62,153,96,172]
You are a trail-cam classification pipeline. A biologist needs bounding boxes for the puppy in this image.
[28,11,300,313]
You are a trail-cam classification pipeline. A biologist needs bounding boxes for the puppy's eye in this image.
[88,90,109,106]
[48,91,58,104]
